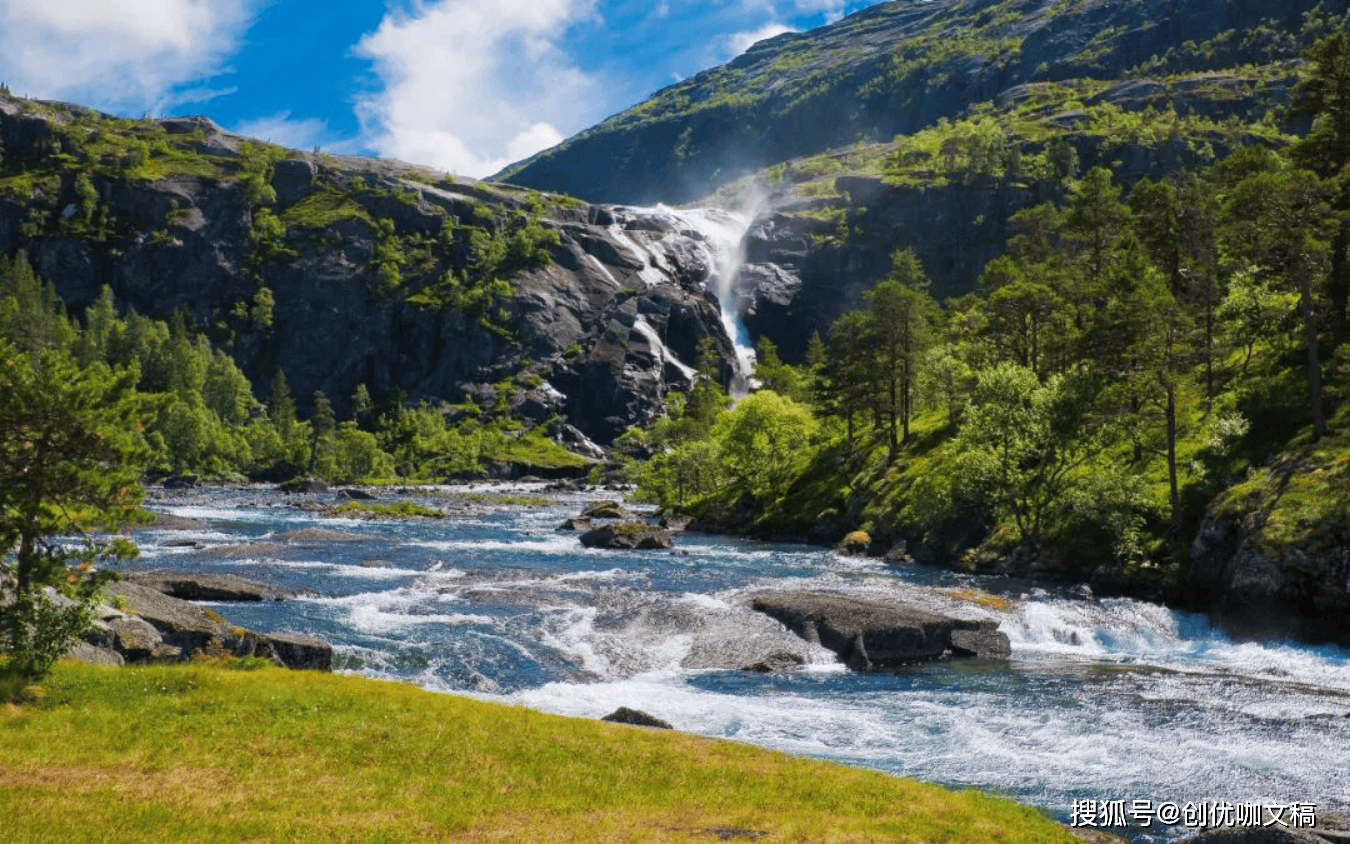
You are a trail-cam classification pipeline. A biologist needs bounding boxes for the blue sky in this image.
[0,0,884,178]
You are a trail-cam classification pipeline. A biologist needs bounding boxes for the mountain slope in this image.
[497,0,1341,206]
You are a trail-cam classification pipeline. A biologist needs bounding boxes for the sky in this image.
[0,0,885,179]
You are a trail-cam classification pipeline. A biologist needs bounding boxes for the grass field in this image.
[0,662,1077,843]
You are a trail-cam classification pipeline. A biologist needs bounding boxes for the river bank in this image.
[86,482,1350,842]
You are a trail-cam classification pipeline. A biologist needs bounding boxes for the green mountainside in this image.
[498,0,1343,205]
[0,94,741,469]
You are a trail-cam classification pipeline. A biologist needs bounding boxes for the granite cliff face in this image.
[0,96,738,445]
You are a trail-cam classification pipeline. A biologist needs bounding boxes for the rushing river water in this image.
[132,485,1350,842]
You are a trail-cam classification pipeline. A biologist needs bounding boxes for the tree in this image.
[0,340,151,686]
[865,248,938,459]
[1289,29,1350,345]
[308,390,337,474]
[711,390,819,500]
[817,310,877,452]
[1223,165,1334,441]
[948,363,1102,552]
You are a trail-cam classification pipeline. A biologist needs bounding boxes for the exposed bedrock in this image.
[749,591,1010,669]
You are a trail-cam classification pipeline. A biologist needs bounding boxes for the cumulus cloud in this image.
[0,0,254,112]
[233,111,336,151]
[727,22,796,56]
[354,0,599,179]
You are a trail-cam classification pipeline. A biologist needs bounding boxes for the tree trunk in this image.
[1165,380,1180,535]
[1299,259,1328,441]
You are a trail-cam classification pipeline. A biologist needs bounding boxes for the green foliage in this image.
[712,391,819,500]
[0,328,152,685]
[406,199,558,335]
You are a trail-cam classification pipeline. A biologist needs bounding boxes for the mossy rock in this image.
[837,530,871,556]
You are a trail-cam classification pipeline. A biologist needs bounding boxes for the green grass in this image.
[280,189,377,230]
[1,663,1076,843]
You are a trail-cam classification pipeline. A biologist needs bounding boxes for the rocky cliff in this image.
[497,0,1346,357]
[0,95,741,445]
[1189,447,1350,647]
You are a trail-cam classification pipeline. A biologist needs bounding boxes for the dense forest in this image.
[0,254,590,488]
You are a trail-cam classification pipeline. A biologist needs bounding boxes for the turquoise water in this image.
[132,486,1350,842]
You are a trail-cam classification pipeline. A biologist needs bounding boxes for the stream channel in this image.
[131,484,1350,842]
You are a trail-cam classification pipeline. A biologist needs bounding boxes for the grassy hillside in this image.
[0,662,1075,843]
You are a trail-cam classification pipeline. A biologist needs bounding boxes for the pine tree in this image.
[0,339,151,687]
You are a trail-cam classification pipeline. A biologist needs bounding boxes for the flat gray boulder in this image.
[127,571,296,602]
[750,591,1011,669]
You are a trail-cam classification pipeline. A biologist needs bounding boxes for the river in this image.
[132,484,1350,842]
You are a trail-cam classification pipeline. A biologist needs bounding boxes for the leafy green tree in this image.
[817,310,877,451]
[975,256,1066,376]
[752,336,808,402]
[1222,164,1334,440]
[711,391,819,501]
[0,339,151,686]
[948,363,1102,552]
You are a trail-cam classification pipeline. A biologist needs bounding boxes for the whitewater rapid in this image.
[138,487,1350,842]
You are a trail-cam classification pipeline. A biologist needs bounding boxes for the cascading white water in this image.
[658,206,757,397]
[611,204,758,396]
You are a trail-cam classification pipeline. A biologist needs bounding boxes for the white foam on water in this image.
[407,534,587,556]
[309,589,495,634]
[1004,595,1350,695]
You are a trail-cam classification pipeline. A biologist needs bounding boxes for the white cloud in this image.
[727,22,795,56]
[354,0,599,179]
[233,111,334,151]
[0,0,254,112]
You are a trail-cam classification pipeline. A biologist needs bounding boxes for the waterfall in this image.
[659,206,756,396]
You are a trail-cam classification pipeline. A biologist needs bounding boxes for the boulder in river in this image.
[580,523,675,550]
[1178,812,1350,844]
[581,500,634,519]
[82,581,332,670]
[750,591,1010,669]
[601,707,673,729]
[277,477,329,494]
[127,571,298,601]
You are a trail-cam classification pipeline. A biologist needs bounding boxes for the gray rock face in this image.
[579,523,675,550]
[0,97,739,447]
[1189,457,1350,647]
[85,581,332,670]
[750,591,1010,669]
